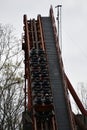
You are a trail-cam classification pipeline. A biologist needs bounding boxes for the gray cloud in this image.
[0,0,87,87]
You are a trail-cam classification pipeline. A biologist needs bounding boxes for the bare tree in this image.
[72,82,87,114]
[0,24,24,130]
[77,82,87,110]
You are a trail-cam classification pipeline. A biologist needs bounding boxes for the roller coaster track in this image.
[22,6,87,130]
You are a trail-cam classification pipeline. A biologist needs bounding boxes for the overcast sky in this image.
[0,0,87,90]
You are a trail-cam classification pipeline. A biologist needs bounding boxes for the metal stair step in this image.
[41,17,72,130]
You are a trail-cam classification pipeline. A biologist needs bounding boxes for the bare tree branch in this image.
[0,24,24,130]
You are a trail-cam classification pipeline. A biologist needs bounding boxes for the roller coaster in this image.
[22,6,87,130]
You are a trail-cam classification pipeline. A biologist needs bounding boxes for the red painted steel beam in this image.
[23,15,32,111]
[37,15,45,50]
[65,74,87,116]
